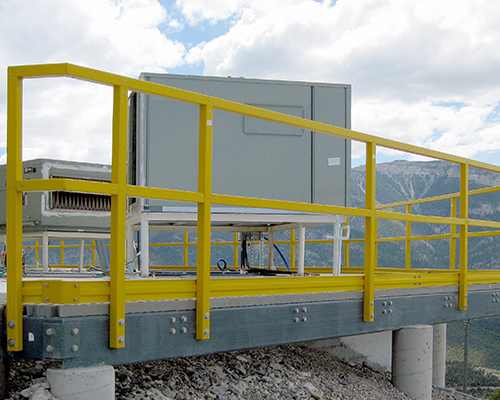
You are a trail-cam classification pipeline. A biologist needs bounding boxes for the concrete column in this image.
[47,365,115,400]
[392,325,433,400]
[433,323,447,387]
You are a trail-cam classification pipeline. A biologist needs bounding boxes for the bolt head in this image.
[170,317,176,324]
[180,327,188,334]
[46,345,54,353]
[8,320,15,329]
[301,316,307,322]
[170,328,176,335]
[204,313,210,320]
[118,336,125,344]
[71,345,79,352]
[180,316,188,323]
[204,329,209,337]
[301,307,307,313]
[8,339,15,347]
[118,318,125,327]
[293,317,299,323]
[71,328,79,336]
[293,308,299,314]
[45,328,55,336]
[370,313,374,319]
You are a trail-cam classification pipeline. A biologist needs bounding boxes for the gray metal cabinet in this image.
[132,75,351,208]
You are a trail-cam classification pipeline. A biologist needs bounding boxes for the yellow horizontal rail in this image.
[377,185,500,210]
[212,194,371,217]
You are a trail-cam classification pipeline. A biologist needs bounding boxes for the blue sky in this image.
[1,0,500,168]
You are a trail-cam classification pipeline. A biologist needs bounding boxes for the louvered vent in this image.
[50,177,111,212]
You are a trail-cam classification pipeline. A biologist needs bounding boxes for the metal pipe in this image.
[464,319,470,393]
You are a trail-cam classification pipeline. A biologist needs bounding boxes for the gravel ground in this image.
[6,344,476,400]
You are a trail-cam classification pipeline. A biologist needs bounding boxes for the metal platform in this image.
[17,282,500,367]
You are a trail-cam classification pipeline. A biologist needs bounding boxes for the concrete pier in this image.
[47,365,115,400]
[392,325,433,400]
[433,323,447,387]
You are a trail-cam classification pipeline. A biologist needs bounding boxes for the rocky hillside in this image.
[7,344,473,400]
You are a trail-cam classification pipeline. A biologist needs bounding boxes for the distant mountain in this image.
[349,160,500,270]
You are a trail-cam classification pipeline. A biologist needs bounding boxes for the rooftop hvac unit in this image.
[130,74,351,209]
[0,159,111,234]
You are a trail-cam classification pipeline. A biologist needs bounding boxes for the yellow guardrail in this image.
[7,63,500,352]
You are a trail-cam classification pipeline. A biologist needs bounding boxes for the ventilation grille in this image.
[50,176,111,212]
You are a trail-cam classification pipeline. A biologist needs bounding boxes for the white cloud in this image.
[191,0,500,164]
[0,0,186,164]
[3,0,500,168]
[175,0,251,24]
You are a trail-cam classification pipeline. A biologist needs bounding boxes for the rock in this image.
[234,361,246,375]
[236,355,250,363]
[209,383,228,396]
[161,388,176,399]
[304,382,323,399]
[146,388,171,400]
[270,362,283,371]
[148,367,167,378]
[229,382,247,396]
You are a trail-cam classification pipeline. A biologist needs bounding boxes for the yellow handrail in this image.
[6,63,500,352]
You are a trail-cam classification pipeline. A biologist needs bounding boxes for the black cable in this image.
[240,237,250,269]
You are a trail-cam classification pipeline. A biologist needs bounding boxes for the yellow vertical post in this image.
[184,231,189,268]
[290,229,296,270]
[6,67,24,351]
[405,204,412,269]
[91,240,96,266]
[35,241,40,265]
[344,218,350,269]
[459,164,468,311]
[197,103,213,340]
[364,142,376,322]
[374,219,378,269]
[60,241,64,266]
[109,85,128,348]
[450,197,457,270]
